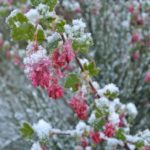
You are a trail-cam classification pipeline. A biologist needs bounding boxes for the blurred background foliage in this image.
[0,0,150,149]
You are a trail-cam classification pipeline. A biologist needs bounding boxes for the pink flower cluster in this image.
[24,40,75,100]
[69,92,88,120]
[89,131,103,144]
[144,71,150,83]
[103,122,115,137]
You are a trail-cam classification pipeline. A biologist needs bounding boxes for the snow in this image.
[75,121,90,136]
[24,44,47,66]
[92,81,100,90]
[88,112,96,124]
[6,9,20,24]
[95,97,109,109]
[85,146,92,150]
[79,58,89,65]
[108,112,120,125]
[98,83,119,97]
[126,103,138,118]
[63,0,80,11]
[25,9,40,24]
[64,19,92,45]
[47,32,61,44]
[106,138,124,146]
[31,142,42,150]
[33,119,52,139]
[126,143,136,150]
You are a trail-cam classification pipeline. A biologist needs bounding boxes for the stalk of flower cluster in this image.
[61,34,100,99]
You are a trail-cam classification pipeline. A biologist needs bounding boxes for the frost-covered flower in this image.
[90,131,103,144]
[52,41,74,68]
[33,119,52,139]
[103,122,115,137]
[47,83,64,99]
[69,93,88,120]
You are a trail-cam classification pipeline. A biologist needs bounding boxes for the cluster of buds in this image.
[23,40,75,100]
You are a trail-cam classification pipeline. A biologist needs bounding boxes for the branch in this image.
[60,33,100,98]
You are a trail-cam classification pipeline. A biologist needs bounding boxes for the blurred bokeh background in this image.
[0,0,150,149]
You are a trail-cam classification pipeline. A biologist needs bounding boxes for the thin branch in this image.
[60,33,100,98]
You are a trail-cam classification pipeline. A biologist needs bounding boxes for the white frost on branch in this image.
[75,121,90,136]
[126,103,138,118]
[98,83,119,97]
[31,142,42,150]
[33,119,52,139]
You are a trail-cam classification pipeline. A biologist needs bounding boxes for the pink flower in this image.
[119,114,125,127]
[145,147,150,150]
[136,16,144,26]
[52,41,75,68]
[131,33,140,43]
[29,60,50,88]
[81,138,88,148]
[63,40,75,63]
[144,71,150,83]
[69,92,88,120]
[13,55,21,65]
[52,48,66,68]
[90,131,102,144]
[146,41,150,48]
[133,51,140,61]
[75,7,81,13]
[0,39,4,48]
[128,5,134,13]
[47,83,64,99]
[7,0,13,4]
[103,122,115,137]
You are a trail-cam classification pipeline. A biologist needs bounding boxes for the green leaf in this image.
[7,12,28,28]
[83,61,100,77]
[37,28,45,43]
[93,119,106,131]
[135,140,144,148]
[65,73,81,92]
[115,128,126,141]
[72,40,89,54]
[47,39,60,52]
[104,90,118,99]
[20,122,34,139]
[11,23,35,41]
[31,0,57,11]
[56,20,66,33]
